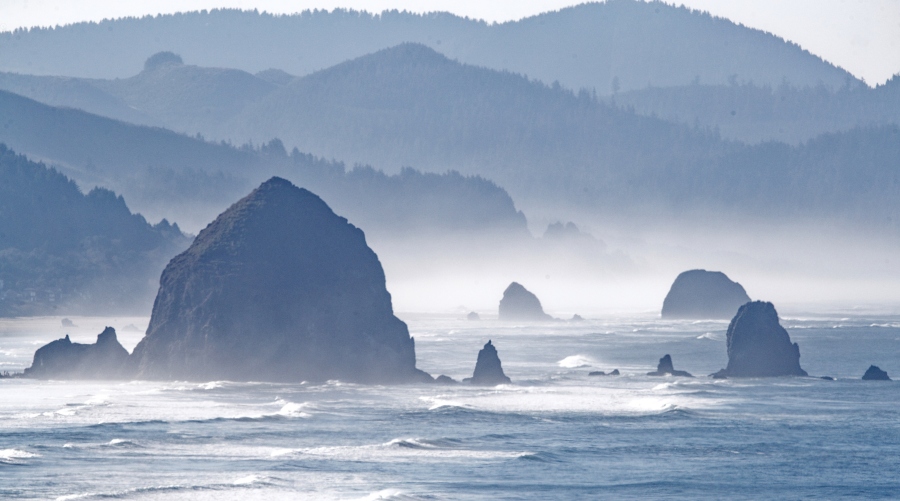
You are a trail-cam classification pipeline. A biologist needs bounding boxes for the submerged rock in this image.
[467,311,481,321]
[862,365,890,381]
[130,177,432,384]
[589,369,619,376]
[498,282,552,321]
[24,327,130,379]
[464,340,512,385]
[712,301,808,378]
[661,269,751,319]
[647,354,693,377]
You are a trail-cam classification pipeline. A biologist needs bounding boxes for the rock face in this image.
[647,354,693,377]
[713,301,808,378]
[862,365,890,381]
[464,340,511,385]
[661,269,751,319]
[130,177,432,383]
[24,327,130,379]
[498,282,551,321]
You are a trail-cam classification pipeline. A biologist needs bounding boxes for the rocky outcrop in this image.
[464,340,511,385]
[647,354,693,377]
[130,177,432,383]
[467,311,481,321]
[712,301,808,378]
[862,365,890,380]
[661,269,751,319]
[24,327,130,379]
[498,282,552,321]
[589,369,619,376]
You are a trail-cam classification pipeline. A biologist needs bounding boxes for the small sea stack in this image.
[498,282,552,321]
[647,354,693,377]
[464,340,511,385]
[24,327,130,379]
[862,365,890,381]
[467,311,481,321]
[712,301,808,378]
[661,269,751,319]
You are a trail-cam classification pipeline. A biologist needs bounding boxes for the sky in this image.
[0,0,898,85]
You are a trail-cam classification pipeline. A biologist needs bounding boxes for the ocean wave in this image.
[383,437,463,450]
[515,451,562,463]
[0,448,39,464]
[355,488,420,501]
[558,355,595,368]
[105,438,143,448]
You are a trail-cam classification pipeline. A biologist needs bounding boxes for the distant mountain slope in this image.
[0,1,858,93]
[221,43,731,211]
[0,90,529,238]
[0,144,190,316]
[611,75,900,144]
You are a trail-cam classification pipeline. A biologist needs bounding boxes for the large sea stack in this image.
[130,177,432,383]
[498,282,552,321]
[24,327,130,379]
[661,270,751,319]
[713,301,808,378]
[464,340,512,385]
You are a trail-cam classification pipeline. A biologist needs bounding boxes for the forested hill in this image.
[0,90,529,238]
[0,144,190,316]
[611,75,900,144]
[0,1,857,93]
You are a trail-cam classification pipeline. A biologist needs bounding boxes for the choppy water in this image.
[1,310,899,500]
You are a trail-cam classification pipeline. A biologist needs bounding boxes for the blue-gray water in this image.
[1,311,899,500]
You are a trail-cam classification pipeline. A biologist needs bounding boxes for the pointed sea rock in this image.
[662,270,751,319]
[130,177,432,383]
[712,301,807,377]
[647,354,693,377]
[464,340,512,385]
[498,282,552,321]
[24,327,130,379]
[862,365,890,381]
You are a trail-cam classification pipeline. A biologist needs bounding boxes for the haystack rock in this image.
[862,365,890,381]
[647,354,693,377]
[712,301,808,378]
[498,282,552,321]
[661,270,751,319]
[24,327,130,379]
[464,340,511,385]
[130,177,432,383]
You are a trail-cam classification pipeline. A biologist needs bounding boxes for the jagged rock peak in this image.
[647,354,693,377]
[713,301,807,378]
[130,177,432,383]
[499,282,552,321]
[24,327,130,379]
[465,340,511,386]
[862,365,890,381]
[662,269,751,319]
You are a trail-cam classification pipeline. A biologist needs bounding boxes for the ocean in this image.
[1,310,899,500]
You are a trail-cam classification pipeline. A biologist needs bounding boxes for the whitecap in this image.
[0,448,39,464]
[356,489,416,501]
[276,401,311,418]
[232,474,269,485]
[697,332,722,340]
[557,354,594,368]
